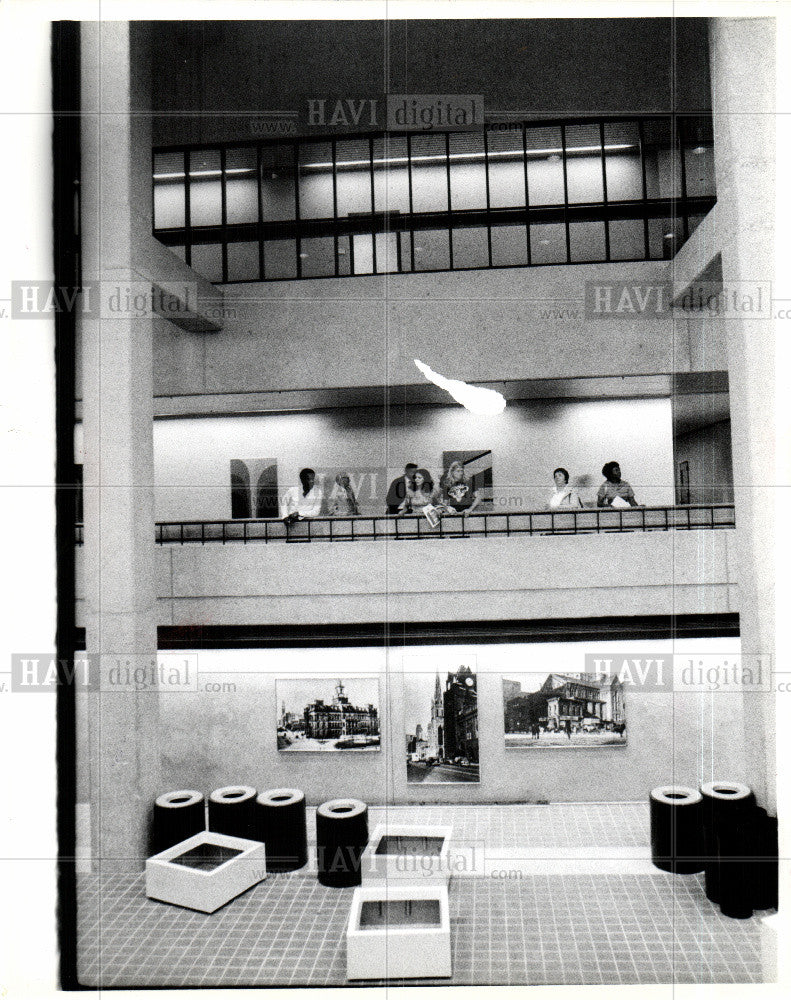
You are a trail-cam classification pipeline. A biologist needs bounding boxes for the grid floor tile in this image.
[76,802,769,988]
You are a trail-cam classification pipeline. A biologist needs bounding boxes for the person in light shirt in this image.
[548,467,583,509]
[281,468,323,522]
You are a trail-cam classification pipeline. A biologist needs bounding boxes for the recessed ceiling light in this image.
[692,146,708,155]
[547,153,561,162]
[539,238,551,245]
[299,252,309,259]
[664,232,676,239]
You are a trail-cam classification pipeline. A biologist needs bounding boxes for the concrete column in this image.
[80,22,161,872]
[708,18,775,809]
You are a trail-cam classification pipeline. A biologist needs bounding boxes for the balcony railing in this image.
[75,504,735,547]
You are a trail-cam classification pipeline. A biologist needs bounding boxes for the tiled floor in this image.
[76,803,770,988]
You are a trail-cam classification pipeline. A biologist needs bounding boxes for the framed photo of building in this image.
[404,666,480,783]
[230,458,279,519]
[276,677,380,752]
[503,672,627,748]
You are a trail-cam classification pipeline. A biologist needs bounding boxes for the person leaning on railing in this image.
[596,461,640,508]
[440,461,483,514]
[548,467,584,509]
[281,468,323,523]
[397,468,442,515]
[331,474,360,516]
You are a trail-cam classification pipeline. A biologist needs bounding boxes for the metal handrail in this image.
[75,503,736,546]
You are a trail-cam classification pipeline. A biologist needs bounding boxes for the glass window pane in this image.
[452,226,488,269]
[227,241,260,282]
[375,231,398,273]
[298,142,334,219]
[189,242,223,283]
[188,150,222,227]
[410,135,448,214]
[260,145,296,222]
[530,222,566,264]
[491,224,528,267]
[604,122,643,201]
[264,238,297,280]
[336,139,372,217]
[373,136,410,213]
[682,117,715,197]
[608,218,645,260]
[569,220,606,262]
[643,120,681,200]
[153,151,185,229]
[449,133,487,210]
[525,126,564,206]
[399,231,413,272]
[486,127,526,209]
[300,236,336,277]
[352,234,374,275]
[337,234,352,276]
[564,123,603,204]
[413,229,450,271]
[648,216,684,259]
[225,147,258,225]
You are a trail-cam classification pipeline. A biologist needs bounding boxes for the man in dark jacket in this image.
[386,463,417,514]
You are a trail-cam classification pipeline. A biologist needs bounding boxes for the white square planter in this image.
[146,831,267,913]
[346,884,452,980]
[362,824,453,886]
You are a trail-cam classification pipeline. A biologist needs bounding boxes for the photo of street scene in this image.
[276,677,380,751]
[503,673,627,748]
[405,666,480,783]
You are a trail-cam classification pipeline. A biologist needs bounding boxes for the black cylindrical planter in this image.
[255,788,308,872]
[700,782,755,904]
[316,798,368,887]
[751,808,779,911]
[650,786,704,874]
[151,790,205,856]
[208,786,258,840]
[718,812,754,919]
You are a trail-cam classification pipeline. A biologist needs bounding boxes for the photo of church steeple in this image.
[404,665,480,783]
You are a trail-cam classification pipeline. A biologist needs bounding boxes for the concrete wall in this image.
[147,396,675,521]
[72,527,737,627]
[150,19,711,146]
[145,635,746,806]
[675,419,734,504]
[152,261,695,400]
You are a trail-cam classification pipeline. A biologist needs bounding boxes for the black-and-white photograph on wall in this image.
[503,672,627,748]
[276,677,381,751]
[231,458,279,519]
[404,663,480,783]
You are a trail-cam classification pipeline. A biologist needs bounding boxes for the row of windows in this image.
[153,116,715,282]
[170,215,706,283]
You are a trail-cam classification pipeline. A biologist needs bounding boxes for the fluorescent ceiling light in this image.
[153,168,256,180]
[414,359,506,416]
[303,144,634,170]
[153,143,637,180]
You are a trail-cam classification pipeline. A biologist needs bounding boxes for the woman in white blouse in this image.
[548,467,583,509]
